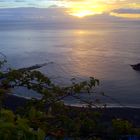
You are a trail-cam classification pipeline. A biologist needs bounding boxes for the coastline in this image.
[3,94,140,126]
[3,93,140,109]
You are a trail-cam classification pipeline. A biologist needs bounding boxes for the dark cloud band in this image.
[113,8,140,14]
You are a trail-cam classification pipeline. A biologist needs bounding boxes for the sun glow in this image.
[66,1,114,18]
[68,7,105,18]
[64,0,140,19]
[70,10,100,18]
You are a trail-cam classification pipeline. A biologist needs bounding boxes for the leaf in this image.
[0,109,15,122]
[37,128,45,140]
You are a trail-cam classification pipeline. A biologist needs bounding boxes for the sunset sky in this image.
[0,0,140,19]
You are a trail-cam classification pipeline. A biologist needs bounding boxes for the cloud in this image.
[0,7,138,24]
[110,8,140,19]
[0,0,140,20]
[112,8,140,14]
[0,7,73,22]
[14,0,26,2]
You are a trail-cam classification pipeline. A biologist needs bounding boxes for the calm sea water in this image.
[0,21,140,107]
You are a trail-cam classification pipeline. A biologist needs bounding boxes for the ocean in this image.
[0,21,140,107]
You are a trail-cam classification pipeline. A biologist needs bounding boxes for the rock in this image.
[131,63,140,71]
[18,62,53,71]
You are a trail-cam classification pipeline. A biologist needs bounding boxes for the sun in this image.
[69,10,98,18]
[66,2,106,18]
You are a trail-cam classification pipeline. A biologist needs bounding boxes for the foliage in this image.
[0,109,45,140]
[0,58,140,139]
[112,119,133,135]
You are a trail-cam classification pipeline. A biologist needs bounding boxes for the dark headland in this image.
[131,63,140,71]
